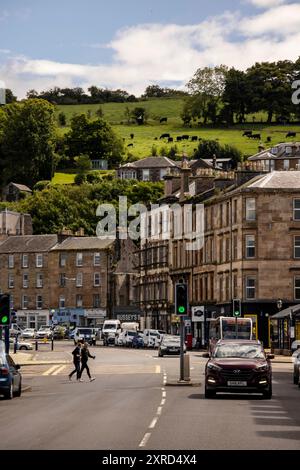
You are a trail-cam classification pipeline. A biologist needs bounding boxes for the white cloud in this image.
[1,4,300,98]
[247,0,287,8]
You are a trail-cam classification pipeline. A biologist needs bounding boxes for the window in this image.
[59,295,65,308]
[8,255,14,269]
[283,159,290,171]
[246,198,256,221]
[294,236,300,259]
[23,273,29,289]
[94,252,101,266]
[233,199,237,225]
[76,253,83,267]
[76,295,83,308]
[36,254,43,268]
[233,233,238,260]
[94,273,101,286]
[22,295,29,309]
[160,169,167,180]
[295,278,300,300]
[245,277,256,300]
[142,169,150,181]
[36,295,43,309]
[8,274,14,289]
[76,272,83,287]
[60,253,67,267]
[246,235,256,258]
[36,273,43,288]
[22,254,29,268]
[93,294,100,308]
[59,273,66,287]
[294,199,300,220]
[233,273,238,299]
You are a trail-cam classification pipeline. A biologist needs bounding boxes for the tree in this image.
[130,107,148,125]
[194,139,242,165]
[186,65,228,124]
[65,114,124,167]
[0,99,57,187]
[180,104,192,126]
[95,106,104,118]
[222,68,248,125]
[58,112,67,126]
[5,89,17,103]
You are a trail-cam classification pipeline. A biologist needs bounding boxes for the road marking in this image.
[252,415,292,420]
[252,410,287,414]
[160,399,166,406]
[162,391,166,398]
[42,365,61,376]
[156,406,162,415]
[139,433,151,448]
[149,417,158,429]
[155,365,161,374]
[52,365,67,375]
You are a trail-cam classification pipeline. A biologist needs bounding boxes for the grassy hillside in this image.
[55,98,300,162]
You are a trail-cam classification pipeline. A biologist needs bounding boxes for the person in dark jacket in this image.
[69,341,82,381]
[79,342,96,382]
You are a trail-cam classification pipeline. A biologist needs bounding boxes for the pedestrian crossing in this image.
[24,363,161,377]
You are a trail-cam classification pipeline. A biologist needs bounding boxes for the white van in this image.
[120,322,139,332]
[143,329,166,348]
[102,319,121,336]
[9,324,23,338]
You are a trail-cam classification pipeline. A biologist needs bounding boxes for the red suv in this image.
[205,340,273,399]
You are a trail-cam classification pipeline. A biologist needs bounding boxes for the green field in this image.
[55,98,300,164]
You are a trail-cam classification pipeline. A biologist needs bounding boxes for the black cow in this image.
[160,133,170,139]
[191,136,198,142]
[168,137,173,143]
[154,137,158,140]
[249,133,261,140]
[266,136,272,143]
[160,117,168,123]
[127,143,133,147]
[243,130,252,137]
[176,136,182,142]
[130,133,134,139]
[181,135,189,140]
[286,131,296,138]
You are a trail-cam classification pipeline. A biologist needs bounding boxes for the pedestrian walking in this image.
[79,342,96,382]
[69,341,82,381]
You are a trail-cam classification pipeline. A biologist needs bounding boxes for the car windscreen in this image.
[221,319,252,340]
[103,324,117,330]
[127,331,136,336]
[78,329,93,335]
[214,343,265,359]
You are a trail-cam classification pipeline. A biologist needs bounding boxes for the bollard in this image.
[35,340,38,351]
[183,354,191,382]
[14,337,17,354]
[51,337,54,351]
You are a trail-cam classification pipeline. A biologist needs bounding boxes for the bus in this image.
[209,316,253,354]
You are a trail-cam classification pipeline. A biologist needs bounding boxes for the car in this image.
[158,335,186,357]
[115,330,125,346]
[9,324,23,338]
[9,338,33,351]
[293,349,300,385]
[123,330,138,347]
[21,328,36,339]
[73,327,96,346]
[132,332,145,349]
[0,341,22,399]
[143,329,166,348]
[204,340,273,399]
[291,340,300,354]
[52,326,66,340]
[36,326,52,339]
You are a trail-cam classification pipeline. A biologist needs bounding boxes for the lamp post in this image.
[276,299,283,349]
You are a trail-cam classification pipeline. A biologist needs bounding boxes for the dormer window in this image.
[271,147,278,155]
[285,146,292,155]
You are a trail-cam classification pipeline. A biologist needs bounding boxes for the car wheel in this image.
[4,383,13,400]
[205,387,216,399]
[14,381,22,398]
[19,346,27,350]
[294,375,298,385]
[262,384,272,399]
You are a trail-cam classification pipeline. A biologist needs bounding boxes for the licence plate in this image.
[227,381,247,386]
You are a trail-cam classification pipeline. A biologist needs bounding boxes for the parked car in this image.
[143,329,166,348]
[123,330,138,347]
[115,331,125,346]
[73,327,96,346]
[293,349,300,385]
[204,340,273,399]
[158,335,186,357]
[0,341,22,399]
[21,328,36,339]
[291,340,300,354]
[9,338,33,351]
[9,324,23,338]
[103,332,116,346]
[36,326,52,339]
[132,332,145,349]
[52,326,66,340]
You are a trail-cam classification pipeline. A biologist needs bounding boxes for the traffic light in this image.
[175,283,188,316]
[0,294,10,326]
[233,299,241,317]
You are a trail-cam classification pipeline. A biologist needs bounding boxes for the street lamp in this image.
[277,299,283,311]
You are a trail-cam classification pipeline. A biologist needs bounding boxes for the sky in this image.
[0,0,299,98]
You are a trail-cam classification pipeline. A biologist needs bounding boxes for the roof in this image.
[52,237,114,251]
[271,305,300,320]
[7,183,32,192]
[247,171,300,189]
[0,235,58,253]
[248,142,300,161]
[120,156,178,169]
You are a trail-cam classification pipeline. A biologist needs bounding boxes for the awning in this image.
[271,304,300,320]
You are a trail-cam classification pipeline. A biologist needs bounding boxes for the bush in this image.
[74,173,87,185]
[34,180,51,191]
[86,171,103,184]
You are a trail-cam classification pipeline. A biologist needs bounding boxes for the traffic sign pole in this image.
[180,316,184,381]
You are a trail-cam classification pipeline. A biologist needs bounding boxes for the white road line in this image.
[52,365,67,375]
[139,433,151,448]
[162,391,166,398]
[149,417,158,429]
[157,407,162,415]
[155,365,161,374]
[253,415,292,420]
[42,365,61,376]
[160,399,166,406]
[252,410,287,414]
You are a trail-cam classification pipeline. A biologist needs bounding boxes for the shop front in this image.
[83,309,106,327]
[52,308,84,327]
[16,310,49,329]
[271,305,300,354]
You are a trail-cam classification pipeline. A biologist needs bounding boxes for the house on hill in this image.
[2,182,32,202]
[117,156,180,182]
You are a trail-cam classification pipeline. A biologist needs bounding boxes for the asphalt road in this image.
[0,345,299,450]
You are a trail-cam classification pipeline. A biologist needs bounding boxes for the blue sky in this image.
[0,0,299,97]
